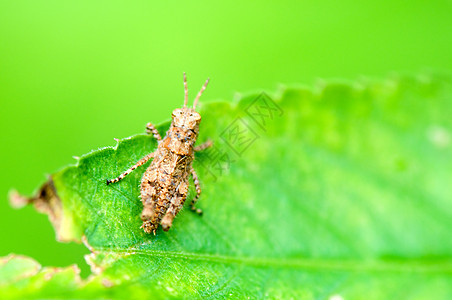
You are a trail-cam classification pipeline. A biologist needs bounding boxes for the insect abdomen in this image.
[140,147,192,233]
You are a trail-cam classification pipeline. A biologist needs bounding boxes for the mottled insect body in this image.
[107,73,212,234]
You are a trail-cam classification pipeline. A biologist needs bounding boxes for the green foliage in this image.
[2,75,452,299]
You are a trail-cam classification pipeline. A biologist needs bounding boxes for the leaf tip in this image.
[8,189,30,209]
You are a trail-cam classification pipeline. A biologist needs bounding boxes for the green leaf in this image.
[5,74,452,299]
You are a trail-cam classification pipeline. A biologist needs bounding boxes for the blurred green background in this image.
[1,0,451,273]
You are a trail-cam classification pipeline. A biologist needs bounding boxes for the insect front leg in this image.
[146,122,162,141]
[190,167,203,215]
[106,152,155,185]
[194,140,213,152]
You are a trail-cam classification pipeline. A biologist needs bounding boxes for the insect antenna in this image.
[183,72,188,107]
[193,78,210,109]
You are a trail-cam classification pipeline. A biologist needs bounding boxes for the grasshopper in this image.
[107,73,212,234]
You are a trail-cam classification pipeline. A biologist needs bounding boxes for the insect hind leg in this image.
[161,196,185,231]
[106,152,155,185]
[190,167,203,215]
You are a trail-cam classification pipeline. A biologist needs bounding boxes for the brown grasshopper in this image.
[106,73,212,234]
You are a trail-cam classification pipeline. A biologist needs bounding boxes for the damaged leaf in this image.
[4,75,452,299]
